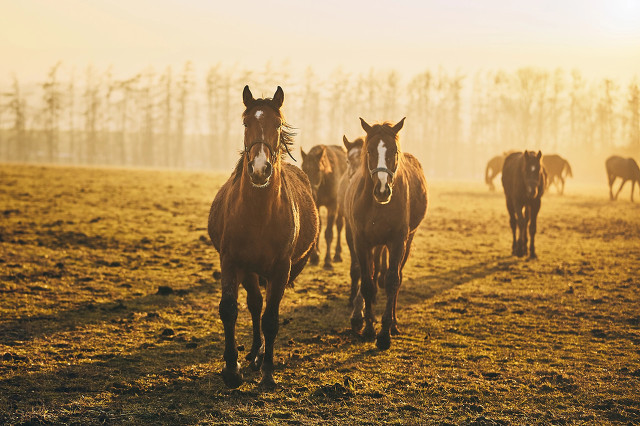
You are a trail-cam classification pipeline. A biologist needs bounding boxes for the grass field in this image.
[1,163,639,425]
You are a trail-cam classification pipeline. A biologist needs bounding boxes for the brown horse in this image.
[344,118,428,350]
[542,154,572,194]
[485,151,517,190]
[501,151,546,259]
[338,135,388,307]
[606,155,640,202]
[300,144,347,269]
[208,86,319,388]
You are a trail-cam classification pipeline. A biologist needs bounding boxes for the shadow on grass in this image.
[0,279,218,347]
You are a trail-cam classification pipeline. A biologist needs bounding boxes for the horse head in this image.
[522,150,544,198]
[342,135,364,178]
[360,117,405,204]
[242,85,288,188]
[301,145,333,198]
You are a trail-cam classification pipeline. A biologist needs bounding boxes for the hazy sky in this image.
[1,0,639,81]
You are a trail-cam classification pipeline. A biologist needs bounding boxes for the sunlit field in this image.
[1,164,639,424]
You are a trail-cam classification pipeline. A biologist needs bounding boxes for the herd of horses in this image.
[486,151,640,202]
[207,86,640,388]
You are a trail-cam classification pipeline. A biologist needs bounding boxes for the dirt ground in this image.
[1,164,639,425]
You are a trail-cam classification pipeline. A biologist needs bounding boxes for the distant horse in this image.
[338,136,388,307]
[344,118,428,350]
[501,151,546,259]
[301,144,347,269]
[208,86,319,388]
[606,155,640,202]
[485,151,517,191]
[542,154,572,195]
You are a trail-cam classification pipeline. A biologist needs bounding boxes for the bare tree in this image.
[42,62,63,162]
[628,77,640,150]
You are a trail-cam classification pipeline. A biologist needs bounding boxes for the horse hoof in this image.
[221,365,243,388]
[323,262,333,270]
[362,323,376,341]
[259,374,277,390]
[390,325,401,336]
[376,333,391,350]
[528,253,537,260]
[333,255,342,263]
[351,316,364,333]
[309,255,319,266]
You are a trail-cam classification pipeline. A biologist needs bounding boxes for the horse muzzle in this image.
[248,160,273,188]
[373,182,393,204]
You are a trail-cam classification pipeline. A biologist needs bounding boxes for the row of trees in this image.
[1,62,638,179]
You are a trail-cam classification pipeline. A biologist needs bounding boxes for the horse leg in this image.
[514,204,526,257]
[333,212,344,263]
[615,179,628,201]
[390,233,414,336]
[353,244,375,340]
[631,180,636,202]
[608,175,615,200]
[377,239,405,350]
[346,223,360,308]
[242,273,264,370]
[523,205,530,257]
[323,205,337,269]
[559,176,565,195]
[219,258,242,388]
[259,261,290,388]
[529,198,541,259]
[310,208,321,265]
[506,199,517,255]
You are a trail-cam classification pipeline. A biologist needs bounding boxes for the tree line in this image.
[1,62,638,179]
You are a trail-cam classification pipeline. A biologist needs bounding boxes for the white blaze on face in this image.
[255,110,263,119]
[253,145,268,175]
[376,140,388,189]
[255,109,265,139]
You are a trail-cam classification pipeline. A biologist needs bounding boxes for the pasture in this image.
[1,164,639,424]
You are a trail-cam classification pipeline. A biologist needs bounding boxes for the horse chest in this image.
[222,206,295,267]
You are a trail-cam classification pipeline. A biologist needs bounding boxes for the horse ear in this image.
[272,86,284,109]
[360,117,372,134]
[243,85,254,107]
[524,150,529,157]
[343,135,351,150]
[392,117,406,134]
[300,148,306,161]
[537,150,542,160]
[320,147,333,173]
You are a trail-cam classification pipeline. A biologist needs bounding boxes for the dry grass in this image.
[1,164,639,425]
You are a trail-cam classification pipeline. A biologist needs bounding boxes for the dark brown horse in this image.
[542,154,572,194]
[338,135,388,307]
[208,86,319,388]
[485,151,517,190]
[501,151,546,259]
[301,144,347,269]
[606,155,640,202]
[344,118,428,350]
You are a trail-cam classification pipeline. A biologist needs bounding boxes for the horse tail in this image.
[564,160,573,178]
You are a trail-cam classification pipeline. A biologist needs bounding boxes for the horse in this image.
[338,135,388,307]
[485,151,517,191]
[300,144,347,269]
[542,154,572,195]
[501,151,546,259]
[208,86,319,388]
[606,155,640,202]
[344,118,428,350]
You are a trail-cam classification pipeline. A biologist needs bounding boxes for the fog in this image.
[1,0,639,181]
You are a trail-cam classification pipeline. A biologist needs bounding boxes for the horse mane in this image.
[233,97,297,183]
